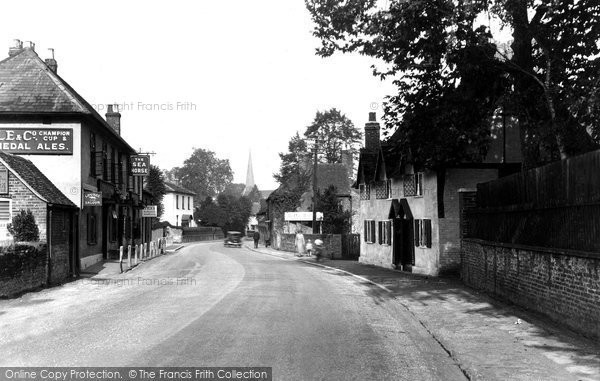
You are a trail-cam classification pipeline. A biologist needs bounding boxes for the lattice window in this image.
[403,173,423,197]
[359,184,370,200]
[375,181,388,199]
[386,179,392,199]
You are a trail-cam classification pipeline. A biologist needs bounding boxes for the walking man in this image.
[253,230,260,248]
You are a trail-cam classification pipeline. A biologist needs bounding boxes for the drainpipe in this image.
[47,208,52,285]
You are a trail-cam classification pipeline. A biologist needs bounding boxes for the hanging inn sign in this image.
[130,155,150,176]
[0,128,73,154]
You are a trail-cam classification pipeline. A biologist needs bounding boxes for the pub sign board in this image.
[130,155,150,176]
[142,205,158,218]
[0,128,73,154]
[83,191,102,206]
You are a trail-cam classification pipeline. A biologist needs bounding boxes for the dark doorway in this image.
[389,199,414,271]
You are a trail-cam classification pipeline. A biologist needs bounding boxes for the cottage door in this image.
[392,218,402,267]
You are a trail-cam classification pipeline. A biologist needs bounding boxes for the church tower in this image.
[242,150,255,196]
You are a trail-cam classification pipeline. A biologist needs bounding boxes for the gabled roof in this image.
[164,181,196,196]
[260,190,274,199]
[0,48,135,153]
[0,152,76,207]
[354,148,378,188]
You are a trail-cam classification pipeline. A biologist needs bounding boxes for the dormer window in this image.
[403,172,423,197]
[359,183,370,200]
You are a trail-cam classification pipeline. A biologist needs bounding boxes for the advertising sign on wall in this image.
[83,191,102,206]
[130,155,150,176]
[142,205,158,218]
[0,128,73,154]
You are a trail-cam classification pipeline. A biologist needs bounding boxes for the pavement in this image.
[79,244,186,277]
[245,242,600,381]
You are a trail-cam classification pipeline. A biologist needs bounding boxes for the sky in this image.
[0,0,397,191]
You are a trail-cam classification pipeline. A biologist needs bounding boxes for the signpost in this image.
[130,155,150,176]
[142,205,157,218]
[0,128,73,154]
[83,191,102,206]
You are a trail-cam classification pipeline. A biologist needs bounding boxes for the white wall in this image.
[162,192,194,226]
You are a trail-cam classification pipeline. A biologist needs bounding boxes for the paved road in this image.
[0,242,467,380]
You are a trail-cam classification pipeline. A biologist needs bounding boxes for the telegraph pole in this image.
[312,143,318,234]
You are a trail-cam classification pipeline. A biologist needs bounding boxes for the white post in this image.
[119,246,124,273]
[127,245,132,268]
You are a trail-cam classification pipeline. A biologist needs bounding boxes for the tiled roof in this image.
[0,48,135,153]
[164,181,196,196]
[316,163,351,195]
[0,152,75,207]
[251,202,261,215]
[354,149,378,188]
[260,190,274,199]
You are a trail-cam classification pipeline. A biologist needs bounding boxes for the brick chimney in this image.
[105,105,121,135]
[8,39,23,57]
[364,112,381,150]
[45,58,57,73]
[45,48,57,73]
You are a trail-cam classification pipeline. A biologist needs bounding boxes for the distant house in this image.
[0,152,77,281]
[162,182,196,227]
[355,112,521,275]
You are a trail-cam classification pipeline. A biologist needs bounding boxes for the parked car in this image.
[224,231,242,248]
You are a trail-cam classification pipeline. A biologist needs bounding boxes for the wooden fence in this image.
[466,149,600,254]
[181,227,224,243]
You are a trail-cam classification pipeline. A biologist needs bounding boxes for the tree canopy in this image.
[274,132,311,188]
[306,0,600,167]
[168,148,233,203]
[315,185,352,234]
[145,165,167,220]
[304,108,362,164]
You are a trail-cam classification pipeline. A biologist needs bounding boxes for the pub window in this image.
[363,219,376,243]
[176,195,179,209]
[87,213,97,245]
[110,210,118,242]
[413,219,432,248]
[110,148,116,183]
[90,132,96,176]
[0,199,11,224]
[187,197,190,210]
[378,220,392,245]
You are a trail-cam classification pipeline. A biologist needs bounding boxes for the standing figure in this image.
[306,239,313,257]
[295,231,305,256]
[253,230,260,248]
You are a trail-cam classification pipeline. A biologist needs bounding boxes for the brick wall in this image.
[49,209,71,284]
[275,233,342,258]
[462,239,600,339]
[1,163,48,242]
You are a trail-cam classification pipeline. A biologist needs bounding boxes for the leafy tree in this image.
[216,194,252,234]
[315,185,352,234]
[196,196,227,227]
[8,210,40,242]
[170,148,233,204]
[246,185,262,203]
[304,108,362,164]
[274,132,311,188]
[221,183,246,198]
[306,0,600,167]
[145,165,167,220]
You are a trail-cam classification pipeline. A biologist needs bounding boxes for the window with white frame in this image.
[363,220,376,243]
[378,220,392,245]
[413,219,432,248]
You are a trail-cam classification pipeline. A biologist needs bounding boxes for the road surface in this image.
[0,242,467,380]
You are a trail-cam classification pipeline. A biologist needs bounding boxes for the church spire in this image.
[243,150,255,196]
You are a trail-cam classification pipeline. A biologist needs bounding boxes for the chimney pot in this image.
[369,112,376,122]
[45,58,57,73]
[8,39,24,57]
[106,104,121,135]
